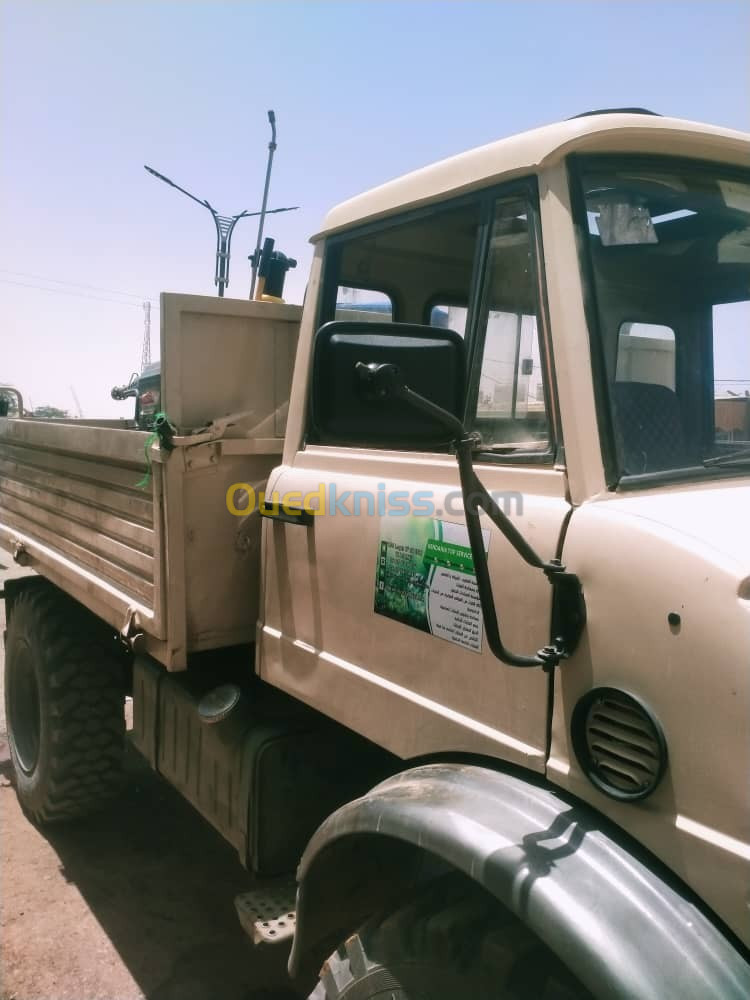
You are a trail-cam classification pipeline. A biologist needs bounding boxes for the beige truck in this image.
[2,110,750,999]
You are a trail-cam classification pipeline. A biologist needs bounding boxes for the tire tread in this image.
[5,583,125,823]
[310,874,591,999]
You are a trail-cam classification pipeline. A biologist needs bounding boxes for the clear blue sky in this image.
[1,0,748,416]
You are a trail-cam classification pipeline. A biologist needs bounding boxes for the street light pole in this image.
[249,110,278,300]
[144,162,297,297]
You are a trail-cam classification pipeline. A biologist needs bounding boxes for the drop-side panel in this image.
[0,417,161,635]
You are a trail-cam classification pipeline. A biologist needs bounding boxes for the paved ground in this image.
[0,566,299,1000]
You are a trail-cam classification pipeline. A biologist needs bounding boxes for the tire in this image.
[4,582,126,823]
[309,874,591,999]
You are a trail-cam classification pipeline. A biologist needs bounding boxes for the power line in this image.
[0,268,156,302]
[0,278,159,308]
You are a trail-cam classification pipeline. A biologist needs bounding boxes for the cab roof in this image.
[316,113,750,239]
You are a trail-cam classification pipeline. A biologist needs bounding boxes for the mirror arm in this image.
[356,360,467,439]
[453,436,563,669]
[454,436,557,572]
[397,383,466,440]
[356,362,576,669]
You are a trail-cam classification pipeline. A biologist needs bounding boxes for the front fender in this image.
[290,763,750,1000]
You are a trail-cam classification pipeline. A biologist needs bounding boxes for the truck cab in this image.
[263,109,750,989]
[111,361,162,430]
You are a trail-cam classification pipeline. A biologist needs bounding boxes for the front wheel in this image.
[310,874,591,999]
[5,582,126,823]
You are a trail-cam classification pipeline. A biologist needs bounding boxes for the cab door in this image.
[259,184,571,771]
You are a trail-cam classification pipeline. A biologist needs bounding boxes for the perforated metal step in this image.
[235,879,297,945]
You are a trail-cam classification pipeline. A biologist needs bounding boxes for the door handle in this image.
[259,501,314,526]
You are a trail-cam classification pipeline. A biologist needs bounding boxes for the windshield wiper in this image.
[704,448,750,468]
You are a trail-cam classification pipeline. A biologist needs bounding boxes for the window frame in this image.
[463,183,559,463]
[311,177,561,466]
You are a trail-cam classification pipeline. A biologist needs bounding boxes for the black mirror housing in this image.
[311,321,465,446]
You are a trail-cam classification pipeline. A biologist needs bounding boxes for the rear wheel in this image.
[310,874,591,999]
[5,582,126,823]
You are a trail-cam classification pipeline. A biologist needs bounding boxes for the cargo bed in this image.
[0,293,300,668]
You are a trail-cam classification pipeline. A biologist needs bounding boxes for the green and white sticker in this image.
[374,517,489,652]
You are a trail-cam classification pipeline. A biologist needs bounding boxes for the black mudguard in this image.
[290,763,750,1000]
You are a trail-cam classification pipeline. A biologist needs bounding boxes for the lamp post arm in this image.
[144,165,211,210]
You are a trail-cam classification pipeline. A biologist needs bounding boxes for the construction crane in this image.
[69,386,83,419]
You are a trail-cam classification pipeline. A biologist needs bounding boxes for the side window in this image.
[336,286,393,322]
[713,301,750,443]
[616,322,675,390]
[471,197,549,451]
[315,187,554,458]
[321,201,481,330]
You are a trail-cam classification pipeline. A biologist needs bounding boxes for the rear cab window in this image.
[616,323,676,390]
[336,287,393,322]
[428,303,468,338]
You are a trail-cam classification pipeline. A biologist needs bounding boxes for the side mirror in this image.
[311,321,465,445]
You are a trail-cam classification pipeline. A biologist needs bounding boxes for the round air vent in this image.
[571,688,667,801]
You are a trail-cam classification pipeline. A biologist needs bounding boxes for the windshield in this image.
[576,157,750,479]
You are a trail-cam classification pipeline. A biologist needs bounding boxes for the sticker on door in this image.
[374,517,489,652]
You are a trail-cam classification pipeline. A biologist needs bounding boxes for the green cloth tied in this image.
[136,412,176,489]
